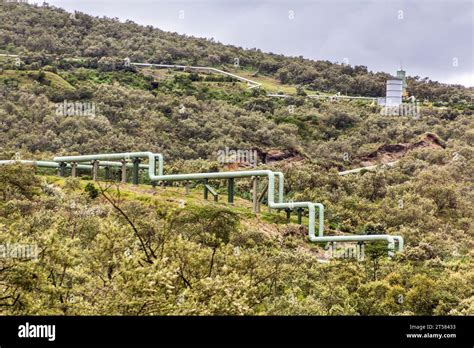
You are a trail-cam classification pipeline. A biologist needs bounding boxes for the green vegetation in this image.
[0,167,472,315]
[1,2,472,103]
[0,2,472,315]
[0,69,74,90]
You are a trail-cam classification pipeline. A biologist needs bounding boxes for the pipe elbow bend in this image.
[273,171,284,178]
[309,202,324,212]
[263,170,275,176]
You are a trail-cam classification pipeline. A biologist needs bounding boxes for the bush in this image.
[84,182,99,199]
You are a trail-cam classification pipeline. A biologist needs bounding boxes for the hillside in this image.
[0,2,473,316]
[1,2,473,102]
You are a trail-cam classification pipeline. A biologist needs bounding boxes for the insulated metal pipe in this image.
[53,153,403,253]
[338,161,398,176]
[136,164,325,240]
[131,62,262,89]
[77,160,149,169]
[149,166,402,252]
[55,152,163,177]
[66,155,284,200]
[0,160,91,169]
[274,171,284,203]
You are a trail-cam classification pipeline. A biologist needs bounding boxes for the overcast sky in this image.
[33,0,473,86]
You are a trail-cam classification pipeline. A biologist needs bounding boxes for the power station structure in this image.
[377,69,410,107]
[385,78,403,106]
[397,70,408,94]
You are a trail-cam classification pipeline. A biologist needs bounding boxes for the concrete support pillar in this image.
[104,166,110,180]
[357,242,364,260]
[185,181,190,195]
[58,162,67,177]
[92,160,99,181]
[297,208,303,225]
[70,162,77,178]
[331,242,337,257]
[257,181,269,213]
[113,168,119,182]
[252,176,260,214]
[121,159,127,184]
[203,179,209,200]
[227,178,234,205]
[267,179,271,214]
[132,157,140,185]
